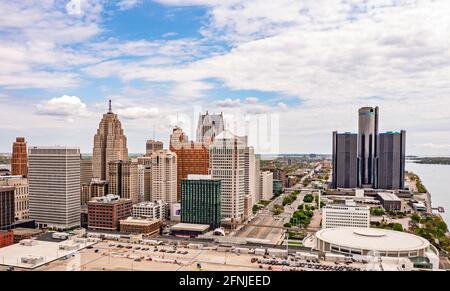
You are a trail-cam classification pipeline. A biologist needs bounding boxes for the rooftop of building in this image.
[133,200,168,207]
[170,223,210,232]
[187,174,212,180]
[120,218,161,225]
[377,192,401,201]
[0,236,97,269]
[315,227,430,252]
[89,194,130,204]
[12,228,43,236]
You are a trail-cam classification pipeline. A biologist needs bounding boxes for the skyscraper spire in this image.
[108,99,112,113]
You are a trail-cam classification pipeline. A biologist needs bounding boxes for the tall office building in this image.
[146,140,164,156]
[137,157,152,201]
[259,171,274,201]
[80,159,93,187]
[11,137,28,177]
[332,132,358,189]
[209,131,246,221]
[196,111,225,145]
[28,147,80,229]
[0,187,15,230]
[170,127,209,201]
[244,146,256,206]
[0,176,29,221]
[376,131,406,190]
[358,106,379,188]
[181,175,221,229]
[108,161,139,204]
[93,101,128,181]
[254,156,261,203]
[81,179,108,205]
[147,150,177,205]
[332,107,406,190]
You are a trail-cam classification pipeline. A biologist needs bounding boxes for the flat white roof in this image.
[171,223,210,232]
[0,238,97,269]
[378,192,401,201]
[315,227,430,253]
[187,174,212,180]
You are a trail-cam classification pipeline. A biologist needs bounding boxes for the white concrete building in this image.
[259,171,274,201]
[322,200,370,229]
[28,147,80,229]
[148,150,177,205]
[209,131,246,221]
[0,175,29,221]
[132,200,168,221]
[314,227,440,270]
[244,146,257,207]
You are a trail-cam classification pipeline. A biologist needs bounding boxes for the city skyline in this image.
[1,1,450,156]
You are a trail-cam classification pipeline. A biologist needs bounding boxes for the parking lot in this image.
[253,257,363,271]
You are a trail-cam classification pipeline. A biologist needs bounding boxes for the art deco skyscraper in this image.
[93,101,128,181]
[11,137,28,177]
[196,111,225,145]
[358,106,379,188]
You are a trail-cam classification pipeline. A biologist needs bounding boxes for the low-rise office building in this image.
[0,230,14,248]
[0,176,29,221]
[87,195,132,232]
[132,201,168,221]
[322,200,370,229]
[120,218,161,235]
[377,192,402,211]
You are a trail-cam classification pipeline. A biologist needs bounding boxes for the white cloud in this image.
[245,97,259,104]
[36,95,90,118]
[117,107,160,120]
[216,98,241,108]
[0,1,103,89]
[117,0,142,11]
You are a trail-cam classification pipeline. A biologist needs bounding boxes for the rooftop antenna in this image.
[108,99,112,113]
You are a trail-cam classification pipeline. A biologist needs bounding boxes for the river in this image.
[406,161,450,225]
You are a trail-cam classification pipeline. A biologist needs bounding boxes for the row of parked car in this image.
[252,257,362,271]
[109,243,189,255]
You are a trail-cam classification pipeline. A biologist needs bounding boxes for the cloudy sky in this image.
[1,0,450,155]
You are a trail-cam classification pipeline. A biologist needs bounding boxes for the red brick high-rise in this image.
[11,137,28,177]
[169,127,209,201]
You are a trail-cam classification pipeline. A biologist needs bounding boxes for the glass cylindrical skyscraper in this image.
[357,106,379,188]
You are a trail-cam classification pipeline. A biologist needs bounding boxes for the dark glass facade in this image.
[181,179,221,229]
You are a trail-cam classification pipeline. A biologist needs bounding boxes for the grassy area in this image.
[272,204,284,215]
[410,215,450,255]
[303,193,314,203]
[408,173,427,193]
[370,221,404,232]
[290,205,314,227]
[370,208,385,216]
[287,241,303,246]
[282,190,300,206]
